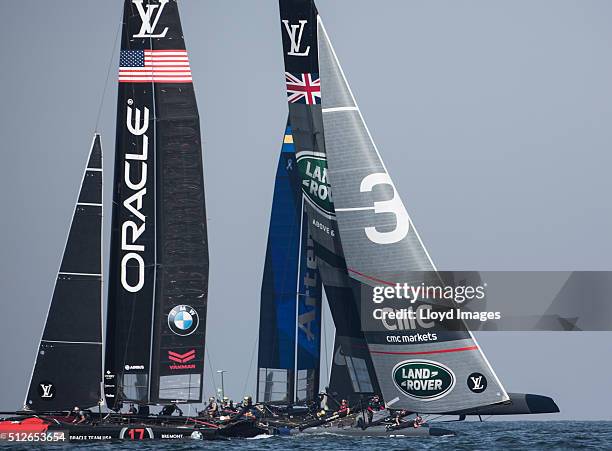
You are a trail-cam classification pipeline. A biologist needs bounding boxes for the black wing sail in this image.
[106,0,208,408]
[25,135,103,411]
[278,0,380,403]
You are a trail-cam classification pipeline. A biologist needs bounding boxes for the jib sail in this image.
[257,120,323,404]
[105,0,208,407]
[315,12,509,412]
[25,135,103,411]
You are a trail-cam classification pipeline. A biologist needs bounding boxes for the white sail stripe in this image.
[143,61,190,66]
[145,56,189,61]
[318,16,510,403]
[118,78,193,82]
[322,106,359,113]
[119,69,191,73]
[119,72,192,76]
[122,66,190,70]
[77,202,102,207]
[58,272,102,277]
[144,60,190,64]
[385,397,400,408]
[144,51,189,56]
[42,340,102,345]
[295,150,327,160]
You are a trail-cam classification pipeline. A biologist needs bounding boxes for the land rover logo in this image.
[296,151,334,216]
[392,360,455,400]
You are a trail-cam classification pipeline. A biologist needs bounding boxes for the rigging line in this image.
[242,332,259,398]
[205,345,217,397]
[94,6,122,133]
[322,293,329,386]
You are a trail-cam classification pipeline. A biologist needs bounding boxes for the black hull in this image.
[297,424,455,438]
[59,423,218,442]
[0,416,268,442]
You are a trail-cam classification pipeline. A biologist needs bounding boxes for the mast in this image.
[105,0,208,408]
[25,134,103,412]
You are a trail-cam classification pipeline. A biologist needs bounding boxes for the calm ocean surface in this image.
[1,421,610,450]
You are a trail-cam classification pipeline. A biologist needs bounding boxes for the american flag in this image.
[285,72,321,104]
[118,49,192,83]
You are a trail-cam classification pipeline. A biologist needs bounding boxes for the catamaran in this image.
[0,0,263,441]
[255,0,559,436]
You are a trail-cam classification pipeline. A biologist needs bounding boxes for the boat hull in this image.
[298,424,455,437]
[0,417,267,442]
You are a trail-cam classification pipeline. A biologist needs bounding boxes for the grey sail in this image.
[316,17,509,413]
[25,134,103,411]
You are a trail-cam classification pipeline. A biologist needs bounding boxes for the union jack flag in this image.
[285,72,321,104]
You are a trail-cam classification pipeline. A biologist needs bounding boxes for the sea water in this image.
[0,421,610,450]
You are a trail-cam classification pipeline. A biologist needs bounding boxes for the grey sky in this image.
[0,0,610,420]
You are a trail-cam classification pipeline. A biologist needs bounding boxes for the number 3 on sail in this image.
[360,173,410,245]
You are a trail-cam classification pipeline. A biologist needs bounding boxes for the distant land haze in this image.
[0,0,611,419]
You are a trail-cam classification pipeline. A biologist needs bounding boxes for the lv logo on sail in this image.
[282,20,310,56]
[471,376,483,390]
[39,383,54,398]
[133,0,169,38]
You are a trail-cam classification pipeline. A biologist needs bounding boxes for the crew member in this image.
[206,397,219,417]
[367,394,382,423]
[71,406,87,424]
[337,399,350,416]
[393,409,407,427]
[413,414,424,428]
[127,403,138,415]
[236,396,258,420]
[160,403,183,416]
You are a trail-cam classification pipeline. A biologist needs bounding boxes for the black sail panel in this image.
[26,135,103,411]
[106,0,157,408]
[105,0,208,407]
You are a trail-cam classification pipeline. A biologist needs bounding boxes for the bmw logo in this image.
[168,305,199,336]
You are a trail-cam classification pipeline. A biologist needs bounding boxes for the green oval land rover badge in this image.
[296,151,335,216]
[393,360,455,400]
